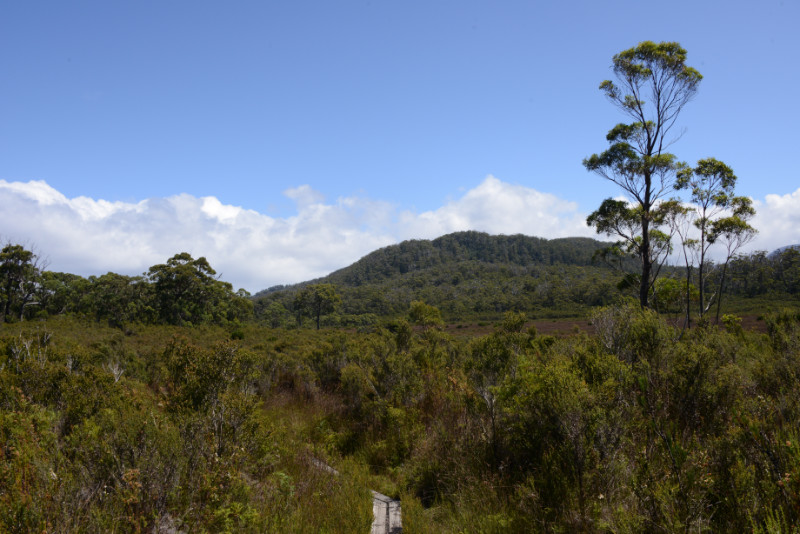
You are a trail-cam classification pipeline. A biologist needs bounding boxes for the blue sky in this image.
[2,1,799,291]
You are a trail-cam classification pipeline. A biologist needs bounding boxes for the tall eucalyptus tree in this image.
[584,41,702,307]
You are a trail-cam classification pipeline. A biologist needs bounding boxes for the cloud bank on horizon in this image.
[2,176,799,292]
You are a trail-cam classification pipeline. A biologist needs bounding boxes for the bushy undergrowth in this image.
[2,305,800,532]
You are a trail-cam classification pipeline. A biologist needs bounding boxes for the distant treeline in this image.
[724,248,800,297]
[1,245,252,327]
[2,234,799,329]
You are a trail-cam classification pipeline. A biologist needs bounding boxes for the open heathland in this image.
[3,302,800,532]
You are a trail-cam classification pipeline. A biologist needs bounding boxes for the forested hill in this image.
[254,232,623,322]
[258,232,611,295]
[327,232,610,286]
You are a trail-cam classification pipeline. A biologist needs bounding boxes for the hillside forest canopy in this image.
[2,41,800,533]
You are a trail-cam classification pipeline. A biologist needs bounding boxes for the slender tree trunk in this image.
[698,268,704,317]
[489,398,498,471]
[640,213,651,308]
[698,230,706,318]
[685,264,692,329]
[715,262,729,323]
[18,295,32,321]
[2,280,12,323]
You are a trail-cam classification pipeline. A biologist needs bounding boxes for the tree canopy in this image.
[0,244,42,323]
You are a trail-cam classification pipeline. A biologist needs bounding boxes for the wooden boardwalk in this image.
[371,491,402,534]
[312,458,402,533]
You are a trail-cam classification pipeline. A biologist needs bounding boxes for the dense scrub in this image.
[2,304,800,532]
[0,320,372,533]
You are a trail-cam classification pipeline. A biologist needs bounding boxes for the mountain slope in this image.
[254,231,622,322]
[323,232,608,287]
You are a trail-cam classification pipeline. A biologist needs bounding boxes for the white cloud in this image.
[0,179,398,291]
[201,196,242,223]
[1,179,68,205]
[283,185,325,207]
[397,176,592,240]
[748,188,800,253]
[3,176,796,292]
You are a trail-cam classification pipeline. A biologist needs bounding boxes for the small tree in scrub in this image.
[293,283,341,329]
[408,300,443,330]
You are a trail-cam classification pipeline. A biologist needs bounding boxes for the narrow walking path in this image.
[311,457,402,533]
[370,491,402,534]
